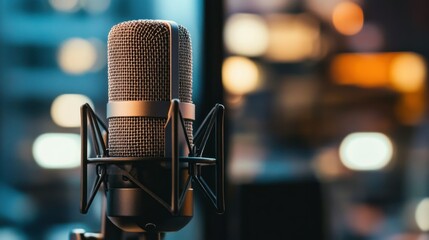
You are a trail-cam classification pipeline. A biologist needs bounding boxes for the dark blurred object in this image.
[201,1,228,240]
[234,180,326,240]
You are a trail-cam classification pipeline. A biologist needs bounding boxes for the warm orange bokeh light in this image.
[331,52,427,125]
[222,56,261,95]
[332,2,364,36]
[331,52,426,91]
[331,53,394,88]
[264,14,320,62]
[390,53,426,93]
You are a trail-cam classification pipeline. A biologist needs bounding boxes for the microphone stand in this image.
[71,188,163,240]
[138,232,162,240]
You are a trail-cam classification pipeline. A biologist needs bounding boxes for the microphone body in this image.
[106,20,193,232]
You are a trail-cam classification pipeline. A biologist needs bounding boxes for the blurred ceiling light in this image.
[339,132,393,171]
[58,38,98,74]
[331,52,426,92]
[33,133,81,169]
[416,198,429,231]
[224,14,269,57]
[51,94,93,128]
[222,56,261,95]
[390,53,426,93]
[264,14,320,62]
[80,0,111,14]
[332,1,364,36]
[49,0,80,12]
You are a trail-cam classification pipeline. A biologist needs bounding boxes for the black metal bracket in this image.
[80,103,108,214]
[80,99,225,216]
[191,103,225,213]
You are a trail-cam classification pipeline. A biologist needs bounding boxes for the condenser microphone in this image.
[73,19,225,240]
[106,20,194,233]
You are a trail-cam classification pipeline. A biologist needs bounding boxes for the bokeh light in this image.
[32,133,81,169]
[51,94,93,128]
[415,198,429,231]
[331,52,426,93]
[58,38,99,75]
[331,53,392,88]
[80,0,111,14]
[390,52,426,93]
[228,134,266,184]
[0,228,27,240]
[225,95,245,108]
[264,14,320,62]
[312,147,348,181]
[222,56,261,95]
[49,0,80,13]
[346,204,385,236]
[332,1,364,36]
[339,132,393,171]
[224,14,269,57]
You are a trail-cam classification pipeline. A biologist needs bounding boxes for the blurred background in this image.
[1,0,429,239]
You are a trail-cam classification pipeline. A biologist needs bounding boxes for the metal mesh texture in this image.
[108,20,193,157]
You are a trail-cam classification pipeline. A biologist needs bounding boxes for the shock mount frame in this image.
[71,99,225,240]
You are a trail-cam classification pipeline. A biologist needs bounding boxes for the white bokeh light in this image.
[58,38,99,74]
[416,198,429,231]
[51,94,93,128]
[32,133,81,169]
[80,0,111,13]
[339,132,393,171]
[224,14,269,57]
[49,0,80,12]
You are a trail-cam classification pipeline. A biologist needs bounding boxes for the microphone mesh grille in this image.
[108,20,193,157]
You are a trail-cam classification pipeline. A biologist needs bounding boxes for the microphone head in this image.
[107,20,193,157]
